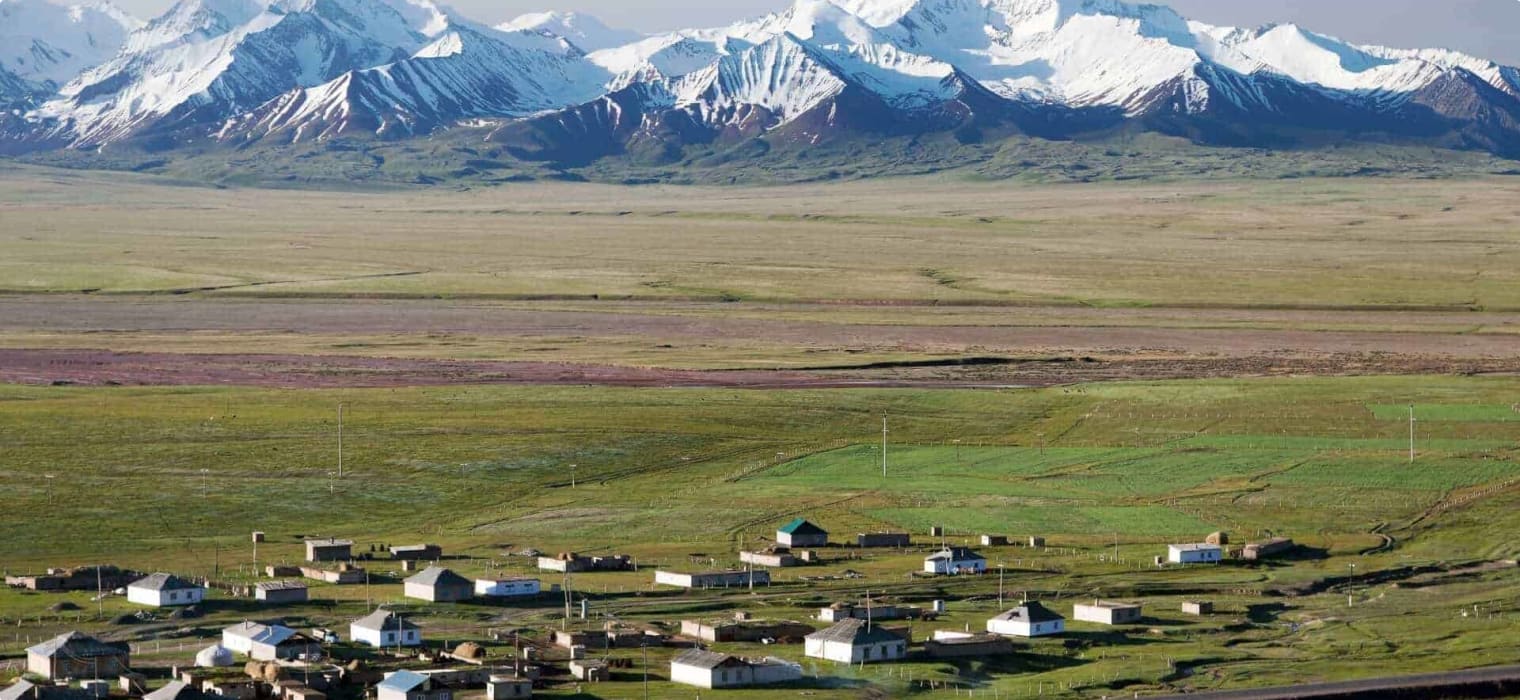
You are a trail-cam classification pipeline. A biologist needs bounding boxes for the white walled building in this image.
[670,650,801,689]
[1168,544,1223,564]
[474,578,542,598]
[350,609,422,648]
[987,602,1065,638]
[804,619,908,664]
[126,574,204,608]
[923,548,987,575]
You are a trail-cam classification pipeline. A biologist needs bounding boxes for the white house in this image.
[350,609,422,648]
[923,547,987,575]
[669,649,802,689]
[126,574,204,608]
[1168,543,1223,564]
[474,578,542,598]
[986,602,1065,638]
[804,619,907,664]
[222,621,321,661]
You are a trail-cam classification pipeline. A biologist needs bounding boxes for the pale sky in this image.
[108,0,1520,65]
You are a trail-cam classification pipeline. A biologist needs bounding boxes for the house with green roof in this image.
[776,518,828,548]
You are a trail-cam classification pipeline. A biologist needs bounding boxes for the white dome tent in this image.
[195,644,234,668]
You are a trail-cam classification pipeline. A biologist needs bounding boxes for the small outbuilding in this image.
[568,660,609,683]
[485,677,531,700]
[127,573,204,608]
[404,567,473,603]
[776,519,828,548]
[924,547,987,575]
[804,619,907,664]
[1182,600,1215,616]
[987,602,1065,638]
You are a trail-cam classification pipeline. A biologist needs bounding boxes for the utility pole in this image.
[570,464,577,489]
[200,469,209,498]
[1408,404,1416,464]
[881,417,888,478]
[562,571,572,630]
[338,403,344,479]
[96,565,103,619]
[44,474,54,505]
[642,643,650,700]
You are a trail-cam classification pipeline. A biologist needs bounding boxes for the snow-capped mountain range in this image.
[5,0,1520,161]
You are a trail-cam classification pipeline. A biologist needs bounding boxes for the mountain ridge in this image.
[4,0,1520,167]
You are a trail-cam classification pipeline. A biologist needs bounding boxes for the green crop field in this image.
[5,375,1520,697]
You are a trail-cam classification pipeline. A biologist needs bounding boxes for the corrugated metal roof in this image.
[26,631,129,659]
[405,567,471,587]
[0,680,36,700]
[223,622,298,646]
[130,573,199,591]
[256,580,307,592]
[377,671,428,693]
[352,609,419,632]
[143,680,192,700]
[671,649,741,670]
[777,518,826,536]
[305,538,353,547]
[804,618,903,645]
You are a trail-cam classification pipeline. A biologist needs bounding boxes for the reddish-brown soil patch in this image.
[6,349,1519,390]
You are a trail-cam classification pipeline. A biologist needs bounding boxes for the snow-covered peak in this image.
[0,0,140,85]
[498,10,641,52]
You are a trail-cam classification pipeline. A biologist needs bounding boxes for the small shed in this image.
[980,535,1009,546]
[485,677,531,700]
[568,660,609,682]
[1182,600,1215,616]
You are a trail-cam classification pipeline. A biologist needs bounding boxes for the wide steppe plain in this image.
[3,165,1520,698]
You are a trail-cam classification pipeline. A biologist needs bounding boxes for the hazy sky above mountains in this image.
[106,0,1520,65]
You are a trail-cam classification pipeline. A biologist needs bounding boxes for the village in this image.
[1,518,1306,700]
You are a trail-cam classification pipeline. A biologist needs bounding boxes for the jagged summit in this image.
[3,0,1519,162]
